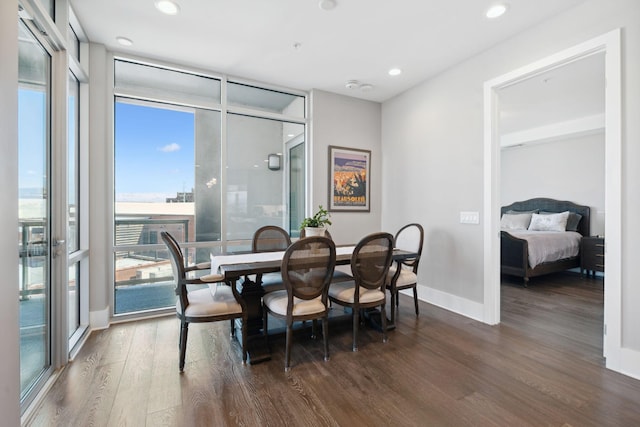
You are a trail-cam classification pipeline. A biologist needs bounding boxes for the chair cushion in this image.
[328,281,385,304]
[387,265,418,287]
[177,285,242,318]
[263,290,326,316]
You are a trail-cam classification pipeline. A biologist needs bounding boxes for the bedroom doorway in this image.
[483,30,622,371]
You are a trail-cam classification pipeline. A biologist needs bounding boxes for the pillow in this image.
[528,211,570,232]
[500,213,532,230]
[539,211,582,232]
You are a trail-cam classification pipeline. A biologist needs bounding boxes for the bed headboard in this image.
[501,198,590,237]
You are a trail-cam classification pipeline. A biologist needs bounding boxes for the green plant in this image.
[300,205,332,230]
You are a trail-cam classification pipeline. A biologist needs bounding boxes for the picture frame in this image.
[328,146,370,212]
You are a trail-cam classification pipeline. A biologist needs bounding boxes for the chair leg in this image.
[179,321,189,372]
[285,323,293,372]
[352,307,359,352]
[390,288,397,324]
[229,319,235,337]
[380,302,388,343]
[311,319,318,339]
[413,286,419,316]
[322,317,330,362]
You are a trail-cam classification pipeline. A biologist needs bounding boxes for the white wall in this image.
[501,133,606,235]
[0,1,21,423]
[310,90,382,245]
[382,0,640,351]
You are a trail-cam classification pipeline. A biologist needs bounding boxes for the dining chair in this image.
[328,232,394,352]
[300,227,352,283]
[262,236,336,371]
[252,225,292,252]
[251,225,292,293]
[161,231,247,371]
[386,223,424,324]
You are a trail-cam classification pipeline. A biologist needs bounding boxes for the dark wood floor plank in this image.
[26,273,640,426]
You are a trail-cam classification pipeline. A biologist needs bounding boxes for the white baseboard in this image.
[405,284,484,323]
[89,306,110,330]
[611,347,640,381]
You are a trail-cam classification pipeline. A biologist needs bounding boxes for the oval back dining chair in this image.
[262,236,336,371]
[252,225,291,252]
[328,232,394,352]
[161,231,247,371]
[251,225,292,293]
[300,227,352,284]
[386,223,424,324]
[249,225,292,292]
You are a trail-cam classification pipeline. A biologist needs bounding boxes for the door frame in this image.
[483,30,622,368]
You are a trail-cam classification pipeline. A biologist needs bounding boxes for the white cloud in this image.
[159,143,181,152]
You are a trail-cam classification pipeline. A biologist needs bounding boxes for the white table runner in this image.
[211,246,356,277]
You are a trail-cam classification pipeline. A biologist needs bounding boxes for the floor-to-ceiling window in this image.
[18,17,52,402]
[112,59,307,316]
[18,1,90,413]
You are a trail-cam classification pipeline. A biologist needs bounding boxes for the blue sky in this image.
[115,102,195,202]
[18,89,46,192]
[18,93,196,203]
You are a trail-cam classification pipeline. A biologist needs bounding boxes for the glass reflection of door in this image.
[286,136,305,237]
[18,20,52,401]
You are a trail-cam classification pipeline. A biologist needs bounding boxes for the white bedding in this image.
[504,230,582,269]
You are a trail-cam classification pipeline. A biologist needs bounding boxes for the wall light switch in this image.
[460,211,480,224]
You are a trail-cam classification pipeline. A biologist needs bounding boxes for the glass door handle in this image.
[52,239,66,258]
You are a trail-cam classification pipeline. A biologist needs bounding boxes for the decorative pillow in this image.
[528,211,570,232]
[539,211,582,232]
[500,213,532,230]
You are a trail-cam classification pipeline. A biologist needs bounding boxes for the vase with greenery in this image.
[300,205,332,237]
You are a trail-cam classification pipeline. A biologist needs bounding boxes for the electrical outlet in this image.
[460,211,479,224]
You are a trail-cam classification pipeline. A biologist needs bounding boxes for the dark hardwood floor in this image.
[28,273,640,426]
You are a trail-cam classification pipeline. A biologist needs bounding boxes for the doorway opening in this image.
[483,30,621,370]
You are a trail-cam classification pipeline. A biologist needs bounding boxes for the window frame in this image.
[110,56,309,319]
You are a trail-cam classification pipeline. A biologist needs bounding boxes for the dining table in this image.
[211,245,416,364]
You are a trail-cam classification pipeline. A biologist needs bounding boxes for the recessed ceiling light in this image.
[345,80,360,89]
[486,4,508,19]
[388,68,402,76]
[319,0,337,11]
[116,37,133,47]
[155,0,180,15]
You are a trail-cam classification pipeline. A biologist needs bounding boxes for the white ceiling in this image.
[70,0,589,103]
[498,52,605,134]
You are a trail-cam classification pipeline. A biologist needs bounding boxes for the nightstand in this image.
[581,236,605,276]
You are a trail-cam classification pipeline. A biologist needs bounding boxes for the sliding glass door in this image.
[18,19,52,401]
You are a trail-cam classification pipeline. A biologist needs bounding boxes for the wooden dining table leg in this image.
[363,308,396,332]
[235,275,271,364]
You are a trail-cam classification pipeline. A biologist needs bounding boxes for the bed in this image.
[500,198,590,285]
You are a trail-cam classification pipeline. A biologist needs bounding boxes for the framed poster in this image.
[328,146,370,212]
